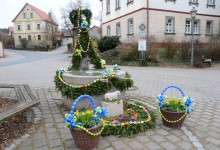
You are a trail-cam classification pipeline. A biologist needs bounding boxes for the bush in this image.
[20,38,28,49]
[206,35,220,61]
[178,40,190,62]
[98,36,120,52]
[146,35,158,62]
[163,37,176,59]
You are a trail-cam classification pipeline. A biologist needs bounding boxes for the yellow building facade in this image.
[12,3,58,48]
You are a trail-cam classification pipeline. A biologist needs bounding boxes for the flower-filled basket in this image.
[64,95,107,149]
[157,85,194,129]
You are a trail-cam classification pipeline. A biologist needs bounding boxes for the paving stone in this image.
[145,141,161,149]
[205,137,220,145]
[34,139,47,148]
[51,146,65,150]
[106,135,118,142]
[55,117,65,123]
[98,139,110,149]
[161,142,178,150]
[177,141,193,150]
[64,140,75,149]
[61,133,73,141]
[156,129,169,136]
[49,139,62,148]
[59,127,70,134]
[35,146,48,150]
[20,146,33,150]
[34,133,45,140]
[111,140,128,149]
[46,128,57,134]
[22,138,32,146]
[135,135,151,143]
[193,142,203,148]
[151,135,166,142]
[47,133,60,140]
[145,130,156,136]
[205,143,220,150]
[165,134,181,143]
[128,141,144,149]
[103,148,114,150]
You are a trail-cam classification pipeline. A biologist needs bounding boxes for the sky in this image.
[0,0,102,28]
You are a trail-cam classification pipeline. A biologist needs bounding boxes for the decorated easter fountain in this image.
[54,2,133,109]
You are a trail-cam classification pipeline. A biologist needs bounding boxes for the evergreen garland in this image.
[54,71,134,99]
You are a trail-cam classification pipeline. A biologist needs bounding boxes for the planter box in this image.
[101,100,123,117]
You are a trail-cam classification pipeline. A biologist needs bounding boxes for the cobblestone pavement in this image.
[9,87,219,150]
[1,49,220,149]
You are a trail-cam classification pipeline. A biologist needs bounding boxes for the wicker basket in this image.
[65,95,104,150]
[160,109,186,129]
[158,85,188,129]
[70,123,102,150]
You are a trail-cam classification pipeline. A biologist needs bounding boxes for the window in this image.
[27,24,31,30]
[185,20,191,33]
[18,36,21,40]
[107,0,110,14]
[107,26,111,36]
[185,19,199,34]
[116,22,121,36]
[207,0,214,5]
[206,21,213,34]
[38,35,41,40]
[116,0,120,9]
[37,24,40,30]
[127,0,133,3]
[190,0,197,3]
[165,17,174,33]
[28,35,31,40]
[17,25,21,31]
[30,13,33,18]
[23,13,26,18]
[128,18,134,34]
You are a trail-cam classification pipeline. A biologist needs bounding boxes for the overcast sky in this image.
[0,0,101,28]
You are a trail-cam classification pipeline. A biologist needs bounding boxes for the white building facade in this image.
[101,0,220,43]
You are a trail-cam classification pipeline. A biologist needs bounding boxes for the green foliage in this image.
[74,109,100,128]
[98,36,121,52]
[88,40,104,69]
[54,71,134,99]
[102,103,156,137]
[162,97,186,112]
[69,9,92,27]
[19,38,28,48]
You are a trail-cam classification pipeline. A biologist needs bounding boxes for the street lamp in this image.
[190,7,197,67]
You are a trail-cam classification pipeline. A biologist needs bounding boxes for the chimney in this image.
[48,12,52,18]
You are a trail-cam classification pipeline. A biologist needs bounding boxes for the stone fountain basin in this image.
[62,69,126,109]
[62,69,126,85]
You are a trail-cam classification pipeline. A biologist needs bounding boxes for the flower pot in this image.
[70,123,102,150]
[160,109,186,129]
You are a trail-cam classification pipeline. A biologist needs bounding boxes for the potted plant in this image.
[157,85,194,129]
[64,95,107,149]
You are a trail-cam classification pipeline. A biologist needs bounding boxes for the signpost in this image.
[138,23,147,61]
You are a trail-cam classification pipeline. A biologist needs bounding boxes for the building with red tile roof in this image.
[12,3,58,48]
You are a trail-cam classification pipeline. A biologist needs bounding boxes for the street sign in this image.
[139,23,146,32]
[138,40,146,51]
